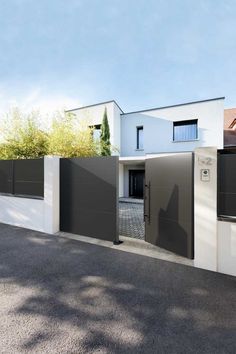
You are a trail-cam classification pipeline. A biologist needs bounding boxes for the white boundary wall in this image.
[194,147,236,277]
[217,221,236,277]
[0,156,60,234]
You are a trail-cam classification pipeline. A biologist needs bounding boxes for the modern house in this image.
[66,96,233,198]
[0,96,235,277]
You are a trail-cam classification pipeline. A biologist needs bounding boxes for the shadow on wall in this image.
[0,224,235,353]
[60,157,118,242]
[158,185,188,258]
[121,112,209,156]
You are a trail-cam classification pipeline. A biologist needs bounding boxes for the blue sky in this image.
[0,0,235,114]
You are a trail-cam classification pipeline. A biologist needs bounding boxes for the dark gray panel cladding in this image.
[145,153,194,259]
[60,156,118,242]
[14,159,44,198]
[0,160,13,194]
[0,158,44,198]
[218,153,236,217]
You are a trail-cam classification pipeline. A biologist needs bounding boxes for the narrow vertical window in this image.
[137,126,144,149]
[89,124,101,141]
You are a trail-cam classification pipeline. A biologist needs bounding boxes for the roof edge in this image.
[65,100,124,113]
[121,97,225,116]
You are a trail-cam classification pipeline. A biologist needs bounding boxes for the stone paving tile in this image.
[119,202,145,240]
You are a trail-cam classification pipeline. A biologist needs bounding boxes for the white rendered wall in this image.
[121,99,224,157]
[194,147,218,272]
[194,147,236,277]
[113,103,122,154]
[43,156,60,234]
[0,196,45,232]
[217,221,236,277]
[0,156,60,234]
[70,101,122,155]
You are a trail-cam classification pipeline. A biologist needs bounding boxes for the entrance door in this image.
[60,156,119,243]
[144,153,194,259]
[129,170,145,198]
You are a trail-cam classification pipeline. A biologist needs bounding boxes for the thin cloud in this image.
[0,88,81,116]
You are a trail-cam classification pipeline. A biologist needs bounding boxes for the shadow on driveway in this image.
[0,223,235,353]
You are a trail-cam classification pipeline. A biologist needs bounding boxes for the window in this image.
[173,119,198,142]
[90,124,101,141]
[137,126,144,149]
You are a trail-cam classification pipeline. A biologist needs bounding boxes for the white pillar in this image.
[194,147,218,272]
[44,156,60,234]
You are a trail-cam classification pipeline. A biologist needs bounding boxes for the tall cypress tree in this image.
[100,107,111,156]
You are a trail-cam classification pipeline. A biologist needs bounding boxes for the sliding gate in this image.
[144,153,194,259]
[60,156,119,243]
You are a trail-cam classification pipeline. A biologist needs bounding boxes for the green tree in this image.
[0,108,101,160]
[100,107,111,156]
[48,111,100,158]
[0,108,49,159]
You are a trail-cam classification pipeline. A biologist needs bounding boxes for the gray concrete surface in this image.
[59,232,193,267]
[119,201,145,239]
[0,223,235,354]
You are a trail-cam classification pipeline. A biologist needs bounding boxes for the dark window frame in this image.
[173,119,198,142]
[136,126,144,150]
[89,124,101,130]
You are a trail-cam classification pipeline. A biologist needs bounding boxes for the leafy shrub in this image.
[0,108,100,159]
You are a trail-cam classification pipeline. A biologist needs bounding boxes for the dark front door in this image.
[60,156,119,243]
[144,153,194,259]
[129,170,145,198]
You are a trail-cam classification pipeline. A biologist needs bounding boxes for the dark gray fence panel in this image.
[0,158,44,198]
[145,153,194,259]
[60,156,118,242]
[0,160,13,194]
[218,152,236,217]
[14,159,44,198]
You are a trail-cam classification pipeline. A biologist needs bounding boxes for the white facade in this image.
[67,100,122,155]
[68,97,225,158]
[121,98,224,157]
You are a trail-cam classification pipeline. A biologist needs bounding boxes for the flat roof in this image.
[65,96,225,117]
[121,97,225,116]
[65,100,124,113]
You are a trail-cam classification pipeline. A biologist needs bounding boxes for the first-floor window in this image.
[137,126,144,149]
[173,119,198,141]
[90,124,101,141]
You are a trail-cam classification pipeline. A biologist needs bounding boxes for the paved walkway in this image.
[119,201,145,239]
[0,223,235,354]
[119,197,144,204]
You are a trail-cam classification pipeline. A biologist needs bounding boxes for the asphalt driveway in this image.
[0,223,235,354]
